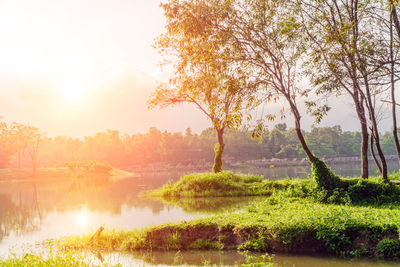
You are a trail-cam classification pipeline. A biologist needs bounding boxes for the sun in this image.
[59,80,85,103]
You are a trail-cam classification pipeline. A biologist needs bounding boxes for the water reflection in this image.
[160,196,264,214]
[0,173,255,255]
[231,161,400,179]
[1,162,400,261]
[102,251,400,267]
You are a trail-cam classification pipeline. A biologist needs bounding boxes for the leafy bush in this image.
[312,157,341,190]
[310,156,400,204]
[375,238,400,258]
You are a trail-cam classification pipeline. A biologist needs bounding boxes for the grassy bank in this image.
[57,195,400,258]
[55,170,400,259]
[149,171,301,198]
[0,251,275,267]
[0,252,120,267]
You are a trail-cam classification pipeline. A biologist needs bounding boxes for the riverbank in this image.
[54,171,400,259]
[56,195,400,258]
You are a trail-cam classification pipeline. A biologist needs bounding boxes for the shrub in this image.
[311,156,400,204]
[375,239,400,258]
[312,157,341,190]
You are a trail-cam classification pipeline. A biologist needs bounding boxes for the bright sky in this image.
[0,0,210,137]
[0,0,395,137]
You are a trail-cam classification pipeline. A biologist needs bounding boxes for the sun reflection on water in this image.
[76,213,88,225]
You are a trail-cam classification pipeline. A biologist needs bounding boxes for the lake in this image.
[0,163,399,266]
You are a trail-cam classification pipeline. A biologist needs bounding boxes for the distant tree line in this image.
[0,120,399,170]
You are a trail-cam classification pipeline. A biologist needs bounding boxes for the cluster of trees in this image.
[2,118,400,171]
[149,0,400,181]
[0,120,40,173]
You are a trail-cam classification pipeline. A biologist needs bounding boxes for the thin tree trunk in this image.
[353,94,369,178]
[374,132,388,181]
[390,14,400,164]
[294,120,315,163]
[370,131,382,173]
[363,78,388,182]
[212,128,225,173]
[360,118,369,179]
[289,101,315,163]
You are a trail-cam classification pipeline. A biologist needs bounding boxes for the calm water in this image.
[233,161,400,179]
[0,163,399,266]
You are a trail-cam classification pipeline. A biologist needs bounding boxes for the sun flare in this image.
[59,80,85,103]
[76,214,88,225]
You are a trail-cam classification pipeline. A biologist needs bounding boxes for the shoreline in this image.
[0,168,134,182]
[57,197,400,259]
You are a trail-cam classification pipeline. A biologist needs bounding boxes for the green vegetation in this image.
[376,239,400,258]
[0,252,119,267]
[3,118,400,172]
[149,172,275,197]
[56,167,400,260]
[56,195,400,258]
[150,167,400,205]
[308,157,400,205]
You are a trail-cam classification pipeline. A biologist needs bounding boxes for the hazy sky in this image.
[0,0,396,137]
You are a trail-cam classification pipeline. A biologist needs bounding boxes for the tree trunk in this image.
[294,120,315,163]
[370,131,382,173]
[212,128,225,173]
[289,101,315,163]
[373,132,388,182]
[353,94,369,178]
[362,77,388,182]
[390,14,400,164]
[360,118,369,179]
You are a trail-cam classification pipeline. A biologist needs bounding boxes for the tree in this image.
[299,0,390,180]
[387,5,400,165]
[149,0,258,172]
[0,119,15,167]
[212,0,324,163]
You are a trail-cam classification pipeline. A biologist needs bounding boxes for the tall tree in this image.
[388,7,400,164]
[299,0,389,180]
[148,0,258,172]
[215,0,325,163]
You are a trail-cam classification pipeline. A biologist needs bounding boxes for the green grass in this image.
[55,194,400,258]
[0,252,120,267]
[54,171,400,259]
[149,171,308,198]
